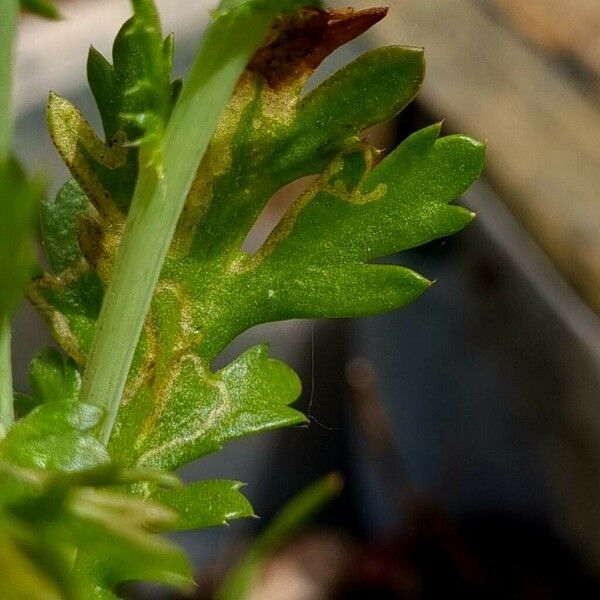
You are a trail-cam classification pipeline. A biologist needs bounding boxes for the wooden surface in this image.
[488,0,600,78]
[343,0,600,317]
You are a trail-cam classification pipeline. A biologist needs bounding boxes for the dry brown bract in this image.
[249,7,388,89]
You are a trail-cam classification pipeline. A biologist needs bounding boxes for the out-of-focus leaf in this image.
[71,490,192,596]
[0,530,64,600]
[0,460,192,600]
[217,473,343,600]
[0,157,40,318]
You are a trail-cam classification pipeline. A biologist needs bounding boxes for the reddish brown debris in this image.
[249,7,389,89]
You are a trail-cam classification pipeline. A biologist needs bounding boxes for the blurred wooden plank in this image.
[487,0,600,77]
[345,0,600,317]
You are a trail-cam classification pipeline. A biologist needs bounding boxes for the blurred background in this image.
[12,0,600,597]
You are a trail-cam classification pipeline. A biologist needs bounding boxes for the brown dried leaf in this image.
[249,7,388,89]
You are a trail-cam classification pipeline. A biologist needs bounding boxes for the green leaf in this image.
[29,181,103,368]
[0,157,40,318]
[30,5,484,516]
[0,531,64,600]
[20,0,60,19]
[152,480,254,531]
[29,347,81,405]
[12,348,81,418]
[0,460,192,599]
[72,491,192,595]
[217,473,342,600]
[120,343,304,470]
[77,0,324,447]
[13,392,40,418]
[107,2,171,153]
[40,179,90,274]
[0,400,109,472]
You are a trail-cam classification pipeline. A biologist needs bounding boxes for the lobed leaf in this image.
[121,344,304,470]
[112,1,171,156]
[152,479,254,531]
[28,6,484,529]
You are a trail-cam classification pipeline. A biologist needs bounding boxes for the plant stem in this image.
[80,2,306,445]
[0,0,18,161]
[0,317,14,436]
[0,0,19,436]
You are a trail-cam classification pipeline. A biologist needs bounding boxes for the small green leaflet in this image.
[29,348,80,403]
[0,400,109,472]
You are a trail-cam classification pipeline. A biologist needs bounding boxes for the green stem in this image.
[0,317,14,435]
[0,0,18,160]
[0,0,19,436]
[80,2,306,445]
